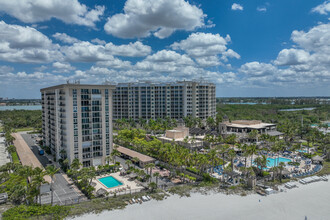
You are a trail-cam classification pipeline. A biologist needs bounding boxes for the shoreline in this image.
[70,178,330,220]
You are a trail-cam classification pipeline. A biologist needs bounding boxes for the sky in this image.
[0,0,329,98]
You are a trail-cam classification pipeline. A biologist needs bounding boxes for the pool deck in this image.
[211,153,316,178]
[93,172,144,195]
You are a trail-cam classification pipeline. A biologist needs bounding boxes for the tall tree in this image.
[46,165,60,205]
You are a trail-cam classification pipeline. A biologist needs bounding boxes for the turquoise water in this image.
[98,176,123,188]
[0,105,42,111]
[267,157,291,167]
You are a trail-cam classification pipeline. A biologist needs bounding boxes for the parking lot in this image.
[20,133,84,205]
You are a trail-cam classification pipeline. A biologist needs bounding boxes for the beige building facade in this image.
[113,80,216,120]
[41,83,115,167]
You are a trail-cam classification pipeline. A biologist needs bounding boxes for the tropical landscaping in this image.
[0,103,329,219]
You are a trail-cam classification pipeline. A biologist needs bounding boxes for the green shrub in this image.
[2,205,70,220]
[202,173,217,183]
[262,171,270,177]
[186,167,198,174]
[288,161,300,166]
[303,153,312,159]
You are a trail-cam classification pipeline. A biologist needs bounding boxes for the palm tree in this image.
[248,144,258,168]
[278,162,285,183]
[254,155,269,176]
[32,167,46,204]
[153,172,160,187]
[269,166,278,182]
[88,167,96,186]
[144,163,155,182]
[206,117,215,129]
[125,160,132,170]
[70,158,82,171]
[148,182,157,192]
[131,157,140,166]
[228,149,236,171]
[248,130,259,143]
[18,165,34,204]
[111,149,121,163]
[105,155,111,165]
[46,165,60,205]
[207,149,219,173]
[6,145,16,154]
[242,144,249,168]
[62,158,69,171]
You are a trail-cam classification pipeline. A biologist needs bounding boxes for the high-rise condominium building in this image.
[41,83,115,167]
[113,80,216,120]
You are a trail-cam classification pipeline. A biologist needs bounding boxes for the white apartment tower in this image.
[41,83,115,167]
[113,80,216,120]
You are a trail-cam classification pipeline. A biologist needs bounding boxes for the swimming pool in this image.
[267,157,291,167]
[98,176,123,188]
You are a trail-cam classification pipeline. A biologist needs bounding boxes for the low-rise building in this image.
[158,127,203,149]
[219,120,282,136]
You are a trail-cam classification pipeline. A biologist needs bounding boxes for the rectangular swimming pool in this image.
[267,157,291,167]
[98,176,123,188]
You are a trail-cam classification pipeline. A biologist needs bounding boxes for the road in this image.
[20,133,84,205]
[21,134,50,167]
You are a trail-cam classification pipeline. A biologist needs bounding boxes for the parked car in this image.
[39,149,44,155]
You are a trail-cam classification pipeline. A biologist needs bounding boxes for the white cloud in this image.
[104,41,151,57]
[53,33,80,44]
[61,42,113,62]
[257,6,267,12]
[91,38,106,45]
[195,56,222,67]
[61,40,151,62]
[238,22,330,89]
[96,59,132,70]
[104,0,206,39]
[0,65,14,75]
[239,62,278,76]
[0,0,104,27]
[274,49,310,66]
[0,21,62,63]
[171,32,239,66]
[135,50,195,72]
[311,1,330,15]
[291,23,330,53]
[231,3,243,11]
[52,62,75,73]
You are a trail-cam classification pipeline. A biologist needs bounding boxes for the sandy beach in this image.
[70,180,330,220]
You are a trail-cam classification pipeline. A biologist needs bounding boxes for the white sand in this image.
[71,180,330,220]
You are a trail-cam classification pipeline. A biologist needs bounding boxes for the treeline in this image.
[217,104,330,125]
[0,110,42,130]
[217,97,330,105]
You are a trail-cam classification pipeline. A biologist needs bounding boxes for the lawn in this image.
[318,160,330,176]
[11,151,20,164]
[12,127,34,132]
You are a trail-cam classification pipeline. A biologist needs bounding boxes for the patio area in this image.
[92,172,144,196]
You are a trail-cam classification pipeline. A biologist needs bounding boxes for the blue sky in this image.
[0,0,329,98]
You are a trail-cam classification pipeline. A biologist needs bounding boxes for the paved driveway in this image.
[20,133,85,205]
[41,173,82,205]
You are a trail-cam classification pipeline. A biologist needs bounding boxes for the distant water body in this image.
[279,107,315,112]
[0,105,42,111]
[222,102,266,105]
